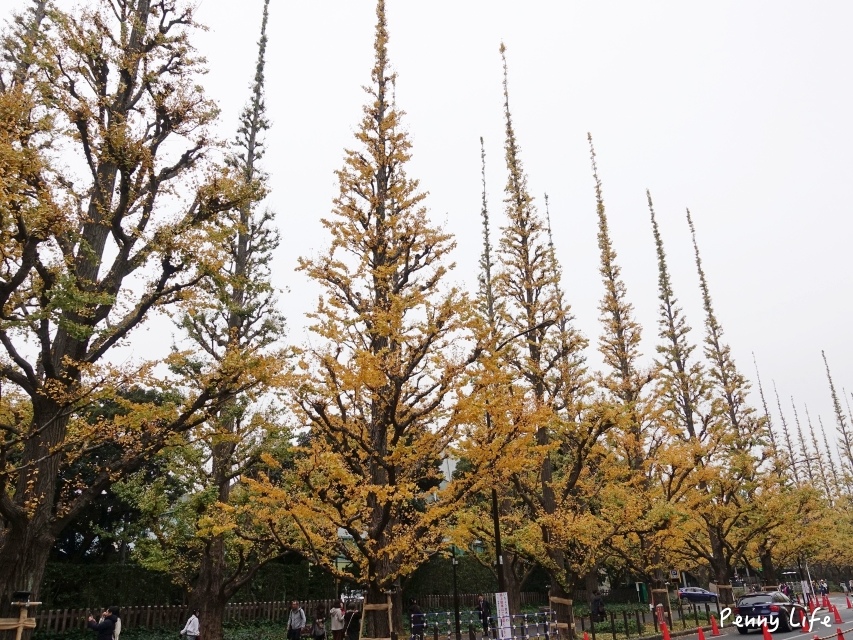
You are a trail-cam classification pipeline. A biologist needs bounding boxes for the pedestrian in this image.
[288,601,307,640]
[331,600,346,640]
[88,607,119,640]
[475,594,491,636]
[313,604,327,640]
[410,599,426,640]
[344,603,361,640]
[112,608,122,640]
[591,591,605,623]
[96,607,122,640]
[179,609,200,640]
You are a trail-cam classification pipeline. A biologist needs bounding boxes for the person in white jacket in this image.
[330,600,346,640]
[180,609,200,640]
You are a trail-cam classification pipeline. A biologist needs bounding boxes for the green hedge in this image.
[403,553,497,599]
[591,618,647,635]
[575,603,649,617]
[38,556,338,609]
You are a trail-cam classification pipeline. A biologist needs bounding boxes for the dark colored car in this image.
[734,592,807,634]
[678,587,718,603]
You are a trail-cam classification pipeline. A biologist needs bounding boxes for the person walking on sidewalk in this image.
[331,601,346,640]
[344,603,361,640]
[475,595,491,636]
[288,601,307,640]
[591,592,606,623]
[409,599,426,640]
[179,609,200,640]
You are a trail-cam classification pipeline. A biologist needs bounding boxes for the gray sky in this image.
[6,1,853,454]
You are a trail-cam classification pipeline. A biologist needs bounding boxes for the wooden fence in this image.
[33,594,551,635]
[34,600,330,635]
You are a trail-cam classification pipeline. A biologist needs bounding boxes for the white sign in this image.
[495,592,511,640]
[670,570,679,580]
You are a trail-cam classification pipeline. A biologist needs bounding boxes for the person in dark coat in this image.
[591,591,605,623]
[475,594,491,635]
[87,607,118,640]
[409,599,426,640]
[344,603,361,640]
[313,604,327,640]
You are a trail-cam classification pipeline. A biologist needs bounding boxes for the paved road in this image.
[664,595,853,640]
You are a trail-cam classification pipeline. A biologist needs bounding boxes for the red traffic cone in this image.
[847,595,852,610]
[698,627,707,640]
[833,604,843,624]
[762,622,773,640]
[710,615,721,636]
[837,628,845,640]
[661,622,672,640]
[800,609,810,632]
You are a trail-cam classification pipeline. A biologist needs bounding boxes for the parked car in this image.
[733,592,807,634]
[343,589,365,604]
[678,587,718,603]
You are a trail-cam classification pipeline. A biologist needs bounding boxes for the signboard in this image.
[669,570,679,580]
[495,592,511,640]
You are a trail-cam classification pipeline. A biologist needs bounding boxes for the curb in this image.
[813,628,853,640]
[623,624,715,640]
[621,624,853,640]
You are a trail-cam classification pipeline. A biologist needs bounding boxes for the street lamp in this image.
[451,546,461,640]
[489,417,506,593]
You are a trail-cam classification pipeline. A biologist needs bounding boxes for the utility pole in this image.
[491,483,506,592]
[452,546,461,640]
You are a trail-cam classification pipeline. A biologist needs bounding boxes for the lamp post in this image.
[451,546,461,640]
[489,416,506,593]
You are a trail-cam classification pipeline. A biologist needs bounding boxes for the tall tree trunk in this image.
[0,401,69,618]
[364,584,393,639]
[504,551,526,614]
[708,526,731,605]
[192,539,229,640]
[0,520,54,619]
[759,544,776,584]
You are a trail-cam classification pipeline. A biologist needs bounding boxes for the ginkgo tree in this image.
[586,139,670,588]
[116,3,291,639]
[245,1,507,635]
[0,0,257,611]
[481,44,616,609]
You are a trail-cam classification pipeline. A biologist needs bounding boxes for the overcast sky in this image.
[6,1,852,456]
